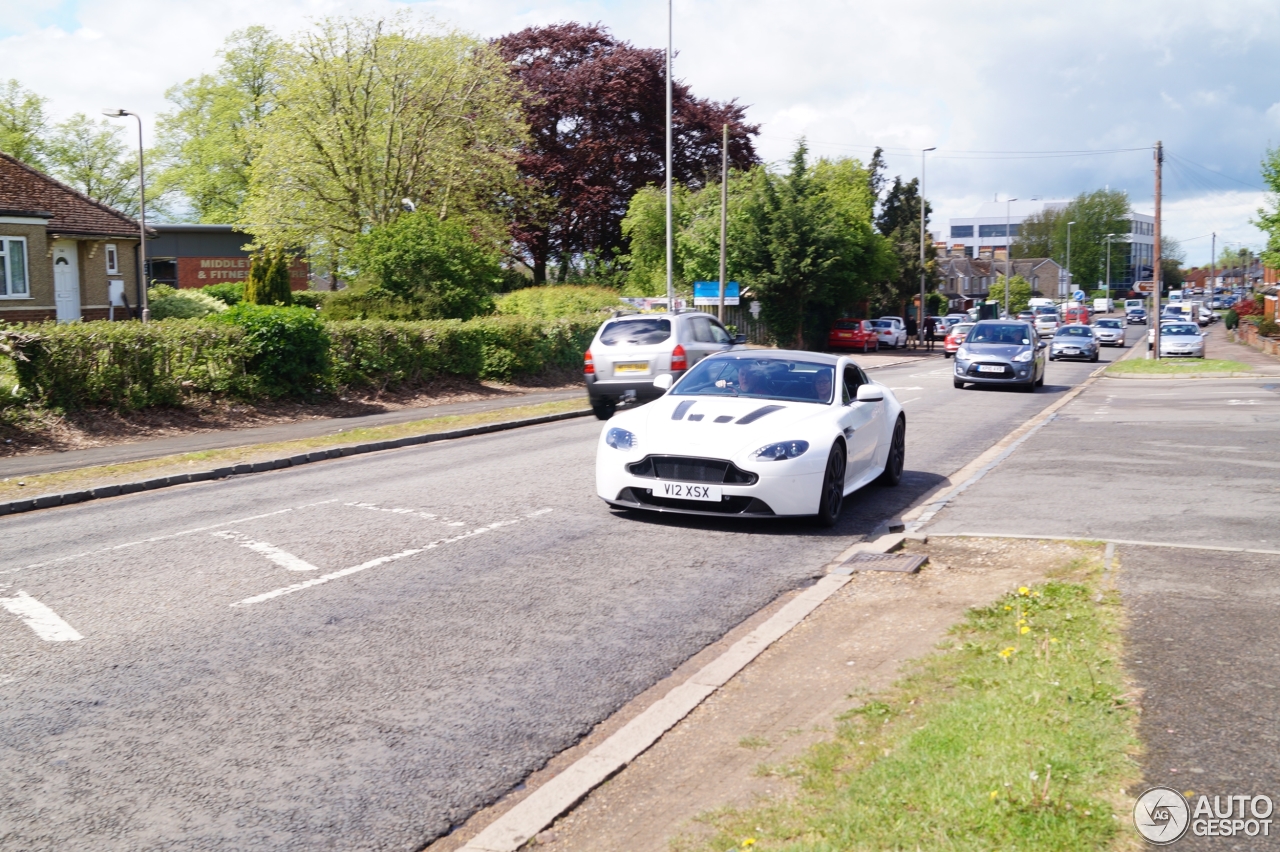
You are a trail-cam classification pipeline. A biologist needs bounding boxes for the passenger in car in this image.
[813,369,833,402]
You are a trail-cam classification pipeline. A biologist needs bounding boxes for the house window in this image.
[0,237,29,298]
[950,225,974,238]
[105,243,119,275]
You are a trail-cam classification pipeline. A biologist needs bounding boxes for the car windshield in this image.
[968,323,1031,345]
[599,318,671,346]
[953,324,974,335]
[672,356,835,403]
[1097,319,1122,328]
[1164,324,1198,336]
[1056,327,1092,337]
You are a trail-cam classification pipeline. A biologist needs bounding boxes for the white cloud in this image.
[1,0,1274,246]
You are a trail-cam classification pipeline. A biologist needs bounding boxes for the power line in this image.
[1166,152,1267,193]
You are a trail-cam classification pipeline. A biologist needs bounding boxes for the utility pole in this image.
[1104,233,1116,300]
[1066,221,1076,300]
[1210,231,1216,306]
[919,147,935,345]
[664,0,674,310]
[1152,141,1163,359]
[1004,196,1017,318]
[718,123,728,323]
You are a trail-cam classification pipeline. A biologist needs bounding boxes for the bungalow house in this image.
[0,151,147,323]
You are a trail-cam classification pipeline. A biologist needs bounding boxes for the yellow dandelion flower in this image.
[990,790,1000,800]
[1020,625,1030,634]
[999,647,1015,658]
[1018,586,1030,596]
[1049,637,1059,644]
[742,840,757,848]
[1004,605,1012,611]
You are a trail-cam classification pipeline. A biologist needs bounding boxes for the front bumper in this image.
[1160,347,1204,358]
[596,453,824,517]
[954,358,1034,385]
[1050,346,1096,360]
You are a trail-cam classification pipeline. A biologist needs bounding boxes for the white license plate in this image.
[614,361,649,375]
[656,482,722,501]
[977,365,1005,373]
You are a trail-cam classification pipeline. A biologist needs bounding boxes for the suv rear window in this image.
[599,318,671,346]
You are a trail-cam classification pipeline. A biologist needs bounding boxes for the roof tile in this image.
[0,152,144,238]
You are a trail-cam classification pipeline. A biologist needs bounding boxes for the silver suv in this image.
[584,310,745,419]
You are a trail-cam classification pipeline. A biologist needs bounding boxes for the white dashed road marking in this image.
[0,591,83,641]
[230,509,553,607]
[345,501,467,527]
[211,531,321,572]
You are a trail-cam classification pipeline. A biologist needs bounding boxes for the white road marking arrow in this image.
[0,591,83,641]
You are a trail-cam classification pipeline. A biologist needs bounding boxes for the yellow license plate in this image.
[614,362,649,374]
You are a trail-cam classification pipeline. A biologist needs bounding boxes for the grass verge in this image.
[1105,357,1250,375]
[681,555,1141,852]
[0,398,587,501]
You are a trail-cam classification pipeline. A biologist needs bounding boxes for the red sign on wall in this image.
[177,257,310,290]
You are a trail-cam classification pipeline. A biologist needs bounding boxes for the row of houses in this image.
[933,256,1069,311]
[0,152,307,324]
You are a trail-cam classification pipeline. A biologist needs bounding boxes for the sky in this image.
[3,0,1278,267]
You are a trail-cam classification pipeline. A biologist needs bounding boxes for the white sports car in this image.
[595,351,906,526]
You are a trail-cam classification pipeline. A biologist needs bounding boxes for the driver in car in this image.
[737,364,765,395]
[813,369,833,402]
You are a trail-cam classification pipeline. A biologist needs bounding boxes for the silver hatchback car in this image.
[1049,324,1100,362]
[1093,317,1127,347]
[953,320,1047,392]
[584,311,745,419]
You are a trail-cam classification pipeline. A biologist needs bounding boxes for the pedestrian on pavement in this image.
[905,315,918,349]
[923,315,937,351]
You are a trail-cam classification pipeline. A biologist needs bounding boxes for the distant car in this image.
[1049,324,1100,362]
[943,322,975,358]
[953,320,1046,392]
[1154,322,1205,358]
[1033,312,1060,338]
[827,319,879,352]
[1016,310,1036,323]
[585,311,744,420]
[1126,308,1148,325]
[1093,317,1127,347]
[1062,305,1091,325]
[869,319,908,349]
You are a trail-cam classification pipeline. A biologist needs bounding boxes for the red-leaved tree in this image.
[497,23,759,283]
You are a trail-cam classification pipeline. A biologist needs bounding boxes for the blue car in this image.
[953,320,1047,392]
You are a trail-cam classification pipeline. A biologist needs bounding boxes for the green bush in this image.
[348,213,500,320]
[213,304,329,397]
[200,281,245,306]
[290,290,329,310]
[243,251,293,307]
[495,285,623,320]
[322,285,439,321]
[148,284,228,320]
[1258,318,1279,338]
[2,321,250,410]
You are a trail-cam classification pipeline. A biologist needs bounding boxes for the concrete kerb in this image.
[1104,370,1280,380]
[0,408,593,518]
[458,531,907,852]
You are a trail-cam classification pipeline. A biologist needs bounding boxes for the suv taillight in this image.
[670,344,687,371]
[584,350,594,375]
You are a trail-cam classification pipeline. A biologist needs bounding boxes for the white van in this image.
[1168,290,1184,303]
[1093,298,1114,313]
[1124,299,1144,313]
[1027,298,1055,309]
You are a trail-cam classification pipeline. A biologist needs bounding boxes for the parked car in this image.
[596,351,905,526]
[953,320,1047,392]
[1049,324,1100,362]
[585,311,744,420]
[827,318,879,352]
[869,319,908,349]
[943,322,975,358]
[1093,317,1127,347]
[1150,322,1205,357]
[1033,312,1061,338]
[1016,310,1036,323]
[1126,308,1148,325]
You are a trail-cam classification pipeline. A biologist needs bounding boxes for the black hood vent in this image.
[671,400,696,420]
[736,405,785,425]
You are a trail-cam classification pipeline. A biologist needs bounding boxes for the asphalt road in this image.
[0,334,1128,851]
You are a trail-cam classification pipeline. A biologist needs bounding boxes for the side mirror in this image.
[1037,342,1047,350]
[855,384,884,402]
[733,333,747,345]
[653,374,674,391]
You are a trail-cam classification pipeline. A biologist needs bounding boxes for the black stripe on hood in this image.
[736,404,785,425]
[671,400,696,420]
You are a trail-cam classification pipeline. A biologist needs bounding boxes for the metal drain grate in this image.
[833,552,927,574]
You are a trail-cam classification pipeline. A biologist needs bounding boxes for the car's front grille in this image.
[628,455,758,484]
[617,488,773,515]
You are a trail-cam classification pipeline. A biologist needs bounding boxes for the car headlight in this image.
[1013,350,1034,362]
[956,347,969,360]
[605,427,638,451]
[750,440,809,461]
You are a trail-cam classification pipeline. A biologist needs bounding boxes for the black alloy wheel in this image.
[815,443,846,527]
[591,399,617,421]
[877,415,906,487]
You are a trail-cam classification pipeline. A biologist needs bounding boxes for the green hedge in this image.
[0,312,598,410]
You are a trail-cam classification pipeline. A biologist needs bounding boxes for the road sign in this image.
[693,281,740,305]
[1072,289,1086,302]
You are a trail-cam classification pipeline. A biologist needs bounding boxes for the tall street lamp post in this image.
[664,0,674,310]
[1104,233,1117,301]
[1065,221,1076,301]
[918,147,936,345]
[102,108,149,322]
[1004,197,1017,318]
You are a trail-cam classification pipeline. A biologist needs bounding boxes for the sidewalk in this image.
[0,388,582,479]
[1206,320,1280,372]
